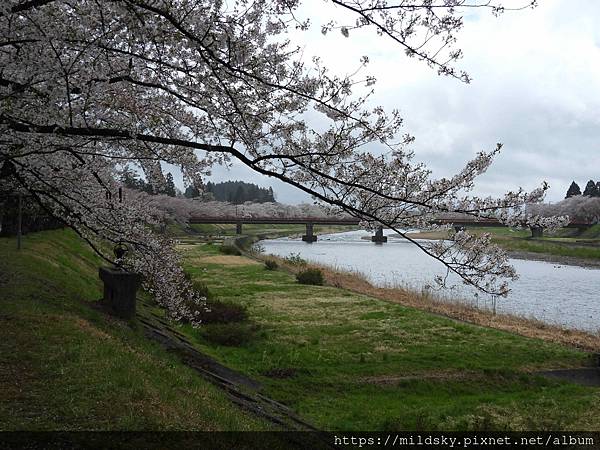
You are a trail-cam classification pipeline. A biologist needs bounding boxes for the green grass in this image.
[463,227,600,260]
[178,241,600,431]
[578,224,600,239]
[0,230,272,431]
[493,238,600,259]
[3,229,600,432]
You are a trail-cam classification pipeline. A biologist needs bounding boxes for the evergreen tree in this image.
[121,169,153,193]
[583,180,598,197]
[565,181,582,198]
[595,182,600,198]
[164,173,177,197]
[184,185,200,198]
[233,185,245,204]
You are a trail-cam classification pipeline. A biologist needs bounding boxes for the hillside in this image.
[0,230,271,431]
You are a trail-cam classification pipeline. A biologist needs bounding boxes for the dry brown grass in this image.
[192,255,261,266]
[257,254,600,352]
[404,231,449,240]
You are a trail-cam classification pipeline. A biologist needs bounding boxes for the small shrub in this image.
[201,323,258,347]
[180,280,247,325]
[284,252,307,266]
[200,299,247,324]
[219,244,241,256]
[296,268,324,285]
[264,259,278,271]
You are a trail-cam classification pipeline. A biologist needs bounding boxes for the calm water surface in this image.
[260,230,600,333]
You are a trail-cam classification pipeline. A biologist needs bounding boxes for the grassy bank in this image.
[178,241,600,431]
[3,228,600,432]
[0,230,271,430]
[285,259,600,352]
[407,226,600,262]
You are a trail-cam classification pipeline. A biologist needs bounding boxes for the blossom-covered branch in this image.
[1,0,550,320]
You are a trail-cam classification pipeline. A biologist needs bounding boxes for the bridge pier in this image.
[371,226,387,243]
[530,226,544,238]
[302,222,317,243]
[236,221,243,234]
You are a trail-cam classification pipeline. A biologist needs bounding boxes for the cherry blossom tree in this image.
[1,0,554,322]
[528,196,600,226]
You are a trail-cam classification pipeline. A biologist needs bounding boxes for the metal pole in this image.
[17,193,22,250]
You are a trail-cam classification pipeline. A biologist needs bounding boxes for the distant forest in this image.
[120,170,276,204]
[201,181,275,203]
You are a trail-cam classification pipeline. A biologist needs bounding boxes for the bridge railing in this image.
[188,216,361,225]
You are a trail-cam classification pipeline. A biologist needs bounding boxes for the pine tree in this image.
[565,181,582,198]
[184,185,200,198]
[164,173,177,197]
[583,180,598,197]
[121,169,152,192]
[233,185,245,204]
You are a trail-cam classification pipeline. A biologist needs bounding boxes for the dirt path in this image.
[536,368,600,387]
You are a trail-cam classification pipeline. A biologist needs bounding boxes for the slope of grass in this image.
[0,230,271,431]
[493,238,600,260]
[179,241,600,431]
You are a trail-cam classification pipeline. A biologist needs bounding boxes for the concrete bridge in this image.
[188,216,390,243]
[189,215,594,242]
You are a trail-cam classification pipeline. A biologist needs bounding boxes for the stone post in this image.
[99,267,141,320]
[302,222,317,242]
[236,221,243,234]
[371,226,387,243]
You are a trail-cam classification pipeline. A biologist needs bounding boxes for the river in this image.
[260,230,600,333]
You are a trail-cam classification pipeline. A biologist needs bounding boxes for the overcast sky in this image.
[178,0,600,204]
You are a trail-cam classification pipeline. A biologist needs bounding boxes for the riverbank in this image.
[507,250,600,269]
[405,227,600,269]
[3,228,600,433]
[261,230,600,333]
[260,254,600,352]
[178,238,600,430]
